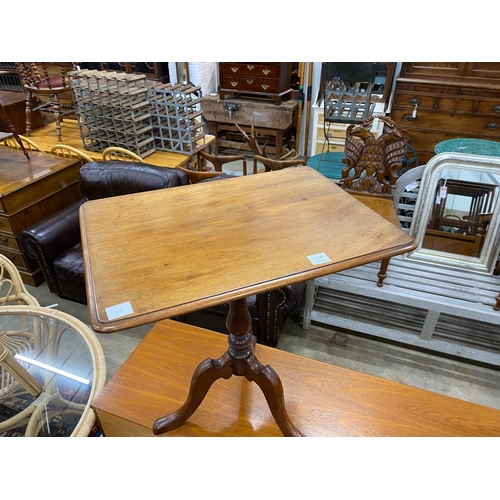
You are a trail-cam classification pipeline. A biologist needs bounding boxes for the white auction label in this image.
[307,252,332,265]
[105,301,134,320]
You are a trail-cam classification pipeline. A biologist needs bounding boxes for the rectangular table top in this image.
[80,166,416,333]
[91,319,500,437]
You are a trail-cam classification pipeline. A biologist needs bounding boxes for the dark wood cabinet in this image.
[218,62,292,104]
[391,62,500,164]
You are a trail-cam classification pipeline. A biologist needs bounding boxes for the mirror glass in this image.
[405,152,500,274]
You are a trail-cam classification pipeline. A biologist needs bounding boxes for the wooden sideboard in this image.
[391,62,500,165]
[0,148,82,286]
[92,319,500,437]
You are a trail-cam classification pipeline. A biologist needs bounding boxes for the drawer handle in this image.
[261,84,270,90]
[247,65,254,71]
[487,123,499,130]
[231,67,239,73]
[409,98,420,106]
[494,105,500,113]
[246,79,253,85]
[262,69,271,75]
[230,81,238,87]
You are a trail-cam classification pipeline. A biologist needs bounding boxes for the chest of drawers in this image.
[0,149,81,286]
[218,62,292,104]
[391,63,500,165]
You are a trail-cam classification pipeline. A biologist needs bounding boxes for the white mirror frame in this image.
[405,152,500,274]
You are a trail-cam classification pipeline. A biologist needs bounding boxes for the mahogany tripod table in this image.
[80,166,416,436]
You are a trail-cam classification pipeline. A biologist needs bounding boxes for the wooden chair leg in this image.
[377,257,391,287]
[25,92,34,137]
[52,94,62,142]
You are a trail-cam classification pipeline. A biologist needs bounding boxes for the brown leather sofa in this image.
[19,160,305,347]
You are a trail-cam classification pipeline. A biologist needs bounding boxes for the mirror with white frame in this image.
[405,152,500,274]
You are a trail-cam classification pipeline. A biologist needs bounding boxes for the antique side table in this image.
[80,166,416,436]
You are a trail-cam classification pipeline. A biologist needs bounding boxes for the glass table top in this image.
[0,308,104,437]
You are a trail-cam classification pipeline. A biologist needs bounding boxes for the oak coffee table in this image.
[80,166,416,436]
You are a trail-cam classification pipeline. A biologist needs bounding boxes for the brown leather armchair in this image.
[20,160,304,347]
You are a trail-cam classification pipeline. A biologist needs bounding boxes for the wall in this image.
[168,62,217,96]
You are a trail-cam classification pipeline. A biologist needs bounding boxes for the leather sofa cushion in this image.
[54,243,85,284]
[80,161,189,201]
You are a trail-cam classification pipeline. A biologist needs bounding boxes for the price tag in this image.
[307,252,331,265]
[440,186,448,199]
[405,181,419,192]
[106,301,134,320]
[370,116,380,133]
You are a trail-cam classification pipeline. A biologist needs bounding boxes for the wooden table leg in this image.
[152,297,303,436]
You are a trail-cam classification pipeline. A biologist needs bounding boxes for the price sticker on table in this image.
[105,301,134,320]
[307,252,332,265]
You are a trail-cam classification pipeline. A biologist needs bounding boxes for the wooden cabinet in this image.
[0,149,82,286]
[218,62,292,104]
[391,62,500,165]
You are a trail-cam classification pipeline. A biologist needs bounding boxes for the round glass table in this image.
[434,138,500,157]
[0,306,106,437]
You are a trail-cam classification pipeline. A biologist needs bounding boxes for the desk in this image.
[92,319,500,437]
[81,166,416,436]
[0,148,82,285]
[27,119,215,169]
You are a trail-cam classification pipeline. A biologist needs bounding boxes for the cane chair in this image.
[0,305,106,437]
[0,134,43,152]
[102,147,146,163]
[50,144,93,165]
[1,253,40,431]
[15,62,79,142]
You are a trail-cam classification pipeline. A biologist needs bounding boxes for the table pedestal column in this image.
[152,297,303,436]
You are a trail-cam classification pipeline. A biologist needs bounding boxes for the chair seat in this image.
[54,244,85,284]
[25,77,68,92]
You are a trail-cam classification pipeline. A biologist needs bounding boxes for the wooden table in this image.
[80,166,416,436]
[27,119,215,169]
[92,319,500,437]
[0,148,81,285]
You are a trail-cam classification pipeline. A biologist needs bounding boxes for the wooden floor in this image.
[26,118,214,168]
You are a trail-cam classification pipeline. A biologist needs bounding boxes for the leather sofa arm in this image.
[19,199,85,295]
[256,282,306,347]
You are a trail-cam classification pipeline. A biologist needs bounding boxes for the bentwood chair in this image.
[102,147,146,163]
[50,144,93,165]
